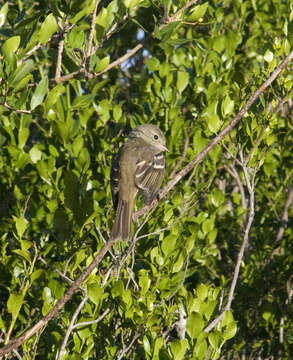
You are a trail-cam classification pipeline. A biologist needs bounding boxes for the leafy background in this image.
[0,0,293,359]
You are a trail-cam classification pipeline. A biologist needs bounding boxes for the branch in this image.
[134,49,293,219]
[0,238,116,356]
[87,0,100,59]
[204,153,257,333]
[56,0,199,82]
[57,291,88,360]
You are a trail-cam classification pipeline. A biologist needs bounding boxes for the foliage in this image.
[0,0,293,358]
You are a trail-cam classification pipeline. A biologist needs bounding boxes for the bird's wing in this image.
[135,152,165,205]
[110,153,120,210]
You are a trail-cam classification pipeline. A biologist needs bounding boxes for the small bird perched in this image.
[110,124,168,241]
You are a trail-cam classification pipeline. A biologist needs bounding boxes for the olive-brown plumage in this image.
[110,124,168,241]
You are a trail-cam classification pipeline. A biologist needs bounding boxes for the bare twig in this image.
[0,238,116,356]
[73,308,110,329]
[57,0,199,82]
[38,256,74,284]
[87,0,100,59]
[169,134,189,178]
[204,151,257,333]
[3,102,32,114]
[117,330,141,360]
[272,185,293,255]
[57,291,88,360]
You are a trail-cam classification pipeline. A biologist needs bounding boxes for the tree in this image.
[0,0,292,358]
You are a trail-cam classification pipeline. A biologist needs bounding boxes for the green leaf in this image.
[197,284,208,301]
[146,57,160,72]
[138,270,151,295]
[208,332,220,349]
[14,216,28,238]
[95,56,110,72]
[39,13,58,44]
[2,36,20,58]
[10,60,34,87]
[170,339,188,360]
[13,249,31,263]
[186,312,204,338]
[45,83,65,111]
[111,280,124,298]
[223,321,237,339]
[0,2,8,27]
[18,127,30,149]
[187,2,208,21]
[177,71,189,94]
[29,146,42,163]
[264,49,273,63]
[30,76,48,110]
[7,293,24,320]
[222,95,234,116]
[72,95,94,109]
[87,282,103,306]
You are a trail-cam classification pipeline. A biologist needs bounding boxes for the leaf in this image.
[95,56,110,72]
[10,60,34,87]
[14,216,28,238]
[87,282,103,306]
[146,57,160,71]
[18,127,30,149]
[39,13,58,44]
[7,293,24,320]
[29,146,42,163]
[197,284,208,301]
[186,312,204,338]
[187,2,208,21]
[72,94,94,109]
[0,2,8,28]
[177,71,189,94]
[2,36,20,58]
[45,83,65,111]
[30,76,48,110]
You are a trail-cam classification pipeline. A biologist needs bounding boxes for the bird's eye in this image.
[154,134,159,140]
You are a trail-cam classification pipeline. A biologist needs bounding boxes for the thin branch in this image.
[57,291,88,360]
[38,256,74,285]
[134,49,293,219]
[169,134,189,179]
[87,0,100,59]
[55,36,65,82]
[73,308,110,329]
[117,330,141,360]
[0,238,116,356]
[205,155,257,333]
[272,185,293,255]
[3,102,32,114]
[57,0,199,82]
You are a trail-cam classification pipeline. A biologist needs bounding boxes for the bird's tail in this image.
[110,198,134,241]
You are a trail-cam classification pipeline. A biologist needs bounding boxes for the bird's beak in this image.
[160,144,169,152]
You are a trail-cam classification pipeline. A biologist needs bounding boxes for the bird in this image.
[110,124,168,241]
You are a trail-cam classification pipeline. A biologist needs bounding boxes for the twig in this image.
[0,238,116,356]
[3,102,32,114]
[169,134,189,178]
[57,291,88,360]
[55,36,65,82]
[272,185,293,255]
[87,0,100,58]
[73,308,110,329]
[38,256,74,284]
[204,153,257,333]
[57,0,199,82]
[117,330,141,360]
[134,49,293,219]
